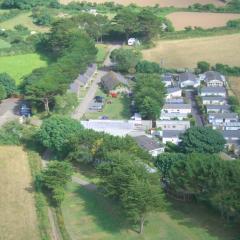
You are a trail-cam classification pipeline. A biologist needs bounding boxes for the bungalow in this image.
[208,112,239,125]
[133,135,165,157]
[69,64,97,96]
[204,71,225,87]
[101,71,129,93]
[206,104,231,114]
[156,120,190,131]
[166,87,182,99]
[200,86,226,97]
[160,104,191,120]
[202,96,227,105]
[162,130,184,145]
[179,72,199,88]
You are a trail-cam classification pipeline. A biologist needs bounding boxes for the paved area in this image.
[0,98,20,126]
[72,44,121,120]
[185,90,204,127]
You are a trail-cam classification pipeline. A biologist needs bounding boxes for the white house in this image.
[160,104,191,120]
[166,87,182,99]
[133,135,165,157]
[165,98,185,104]
[206,104,231,114]
[204,71,225,87]
[202,96,227,105]
[223,122,240,131]
[162,130,184,144]
[156,120,190,131]
[179,72,199,88]
[200,86,226,97]
[162,73,173,87]
[209,113,239,127]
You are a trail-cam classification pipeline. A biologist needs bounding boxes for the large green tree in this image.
[179,127,226,154]
[0,73,16,97]
[97,151,165,234]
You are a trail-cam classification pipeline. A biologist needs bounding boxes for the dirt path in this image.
[71,44,121,120]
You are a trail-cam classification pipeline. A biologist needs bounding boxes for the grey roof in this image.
[162,130,184,138]
[162,73,173,81]
[167,87,181,94]
[134,135,163,151]
[202,96,226,101]
[206,105,230,110]
[179,72,196,82]
[223,122,240,126]
[205,71,222,82]
[164,104,191,109]
[220,130,240,139]
[209,113,238,119]
[101,71,128,91]
[201,86,226,94]
[165,98,184,104]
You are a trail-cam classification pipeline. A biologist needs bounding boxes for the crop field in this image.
[167,12,240,30]
[142,34,240,69]
[59,0,224,7]
[0,146,40,240]
[62,182,239,240]
[0,12,49,32]
[228,76,240,100]
[0,53,47,84]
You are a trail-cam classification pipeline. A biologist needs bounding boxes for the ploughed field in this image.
[0,146,40,240]
[59,0,224,7]
[142,34,240,69]
[167,12,240,30]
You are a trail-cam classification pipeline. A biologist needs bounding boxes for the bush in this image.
[0,84,7,101]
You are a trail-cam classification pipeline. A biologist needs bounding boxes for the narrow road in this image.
[72,44,121,120]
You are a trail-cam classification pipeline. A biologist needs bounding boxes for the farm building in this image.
[179,72,199,88]
[200,86,226,97]
[101,71,129,93]
[133,135,165,157]
[204,71,225,87]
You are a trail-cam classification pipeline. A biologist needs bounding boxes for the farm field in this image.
[228,76,240,100]
[0,146,40,240]
[0,53,48,84]
[167,12,240,30]
[59,0,224,7]
[62,182,239,240]
[0,12,49,32]
[142,34,240,69]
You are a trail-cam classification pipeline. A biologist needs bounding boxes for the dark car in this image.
[95,96,104,103]
[19,104,31,117]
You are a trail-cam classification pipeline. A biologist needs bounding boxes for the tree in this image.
[197,61,210,73]
[179,127,226,154]
[97,151,165,234]
[38,161,73,205]
[32,7,53,26]
[136,60,161,73]
[0,73,16,97]
[38,115,83,154]
[0,84,7,101]
[110,48,141,73]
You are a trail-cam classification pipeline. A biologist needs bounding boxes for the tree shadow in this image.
[166,198,240,240]
[73,186,129,235]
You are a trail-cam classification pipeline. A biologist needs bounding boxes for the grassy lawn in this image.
[96,44,109,64]
[0,146,40,240]
[0,12,49,32]
[84,88,131,120]
[0,39,11,49]
[0,53,48,84]
[62,182,239,240]
[142,33,240,69]
[228,76,240,101]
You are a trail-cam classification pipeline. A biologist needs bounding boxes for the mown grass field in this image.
[167,12,240,30]
[0,12,49,32]
[0,53,47,84]
[0,146,40,240]
[84,89,131,120]
[142,34,240,69]
[60,0,224,7]
[62,182,239,240]
[96,44,109,64]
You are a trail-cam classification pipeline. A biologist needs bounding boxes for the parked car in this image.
[19,103,31,117]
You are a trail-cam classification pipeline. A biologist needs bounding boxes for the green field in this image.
[62,182,239,240]
[0,39,11,49]
[0,53,47,83]
[84,89,131,120]
[96,44,109,63]
[0,12,49,32]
